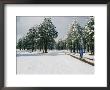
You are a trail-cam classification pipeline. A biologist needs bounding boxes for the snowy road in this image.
[17,50,94,74]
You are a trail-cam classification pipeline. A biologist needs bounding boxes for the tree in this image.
[17,38,23,50]
[26,27,38,52]
[84,16,94,54]
[17,18,58,53]
[66,17,94,56]
[38,18,58,53]
[66,20,83,53]
[56,39,66,50]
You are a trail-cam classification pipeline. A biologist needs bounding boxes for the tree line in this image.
[16,18,58,53]
[17,17,94,55]
[56,16,94,55]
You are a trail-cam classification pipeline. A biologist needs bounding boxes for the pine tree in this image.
[38,18,58,53]
[17,38,23,50]
[26,27,37,52]
[84,16,94,54]
[66,20,83,53]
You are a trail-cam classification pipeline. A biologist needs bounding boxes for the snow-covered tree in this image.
[56,39,66,50]
[26,27,38,52]
[38,18,58,53]
[66,17,94,55]
[66,20,83,53]
[17,38,23,50]
[84,16,94,54]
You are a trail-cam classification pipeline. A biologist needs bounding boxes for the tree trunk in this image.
[73,44,75,53]
[44,47,47,53]
[40,47,41,51]
[32,48,34,52]
[76,43,78,53]
[44,43,48,53]
[87,44,89,52]
[24,47,25,50]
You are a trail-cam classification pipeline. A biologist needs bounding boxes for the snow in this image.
[69,52,94,64]
[17,50,94,74]
[71,53,94,60]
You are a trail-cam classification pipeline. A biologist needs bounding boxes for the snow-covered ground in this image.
[17,50,94,74]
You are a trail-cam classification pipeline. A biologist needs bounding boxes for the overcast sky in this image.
[17,16,91,42]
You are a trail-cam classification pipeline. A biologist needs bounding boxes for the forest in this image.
[17,17,94,55]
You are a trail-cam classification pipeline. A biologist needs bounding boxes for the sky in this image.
[16,16,91,42]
